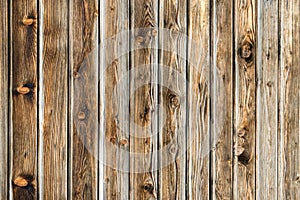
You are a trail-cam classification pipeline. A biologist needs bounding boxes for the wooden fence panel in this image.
[129,0,159,199]
[10,0,38,199]
[158,0,187,199]
[279,0,300,198]
[211,0,233,199]
[40,0,68,198]
[70,0,99,199]
[103,0,130,199]
[256,1,279,199]
[187,0,210,199]
[1,0,300,199]
[0,0,8,198]
[234,0,256,199]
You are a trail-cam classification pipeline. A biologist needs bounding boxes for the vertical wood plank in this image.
[187,0,210,199]
[158,0,187,199]
[41,0,68,198]
[129,0,158,199]
[0,0,8,198]
[256,0,279,199]
[211,0,233,199]
[234,0,256,199]
[279,0,300,198]
[10,0,38,198]
[70,0,99,199]
[103,0,130,199]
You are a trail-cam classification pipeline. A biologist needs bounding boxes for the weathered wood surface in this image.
[256,0,279,199]
[40,0,68,198]
[211,0,233,199]
[0,0,8,199]
[0,0,299,199]
[103,0,130,199]
[10,0,38,199]
[234,0,256,199]
[129,0,158,199]
[70,0,99,199]
[159,0,186,199]
[187,0,210,199]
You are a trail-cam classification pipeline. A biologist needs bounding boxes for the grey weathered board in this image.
[0,0,299,199]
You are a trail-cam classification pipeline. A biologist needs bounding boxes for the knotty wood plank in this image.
[278,0,300,198]
[233,0,256,199]
[0,0,8,198]
[40,0,68,198]
[187,0,210,199]
[256,0,279,199]
[10,0,38,199]
[103,0,130,199]
[211,0,233,199]
[129,0,158,199]
[158,0,187,199]
[70,0,99,199]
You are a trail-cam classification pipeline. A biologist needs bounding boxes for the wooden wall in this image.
[0,0,299,199]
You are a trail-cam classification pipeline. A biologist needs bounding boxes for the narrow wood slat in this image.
[279,0,300,198]
[158,0,187,199]
[0,0,8,198]
[256,0,279,199]
[211,0,233,199]
[187,0,210,199]
[103,0,130,199]
[10,0,38,198]
[70,0,99,199]
[41,0,68,198]
[129,0,158,199]
[233,0,256,199]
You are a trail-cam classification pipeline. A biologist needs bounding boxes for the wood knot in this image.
[78,111,86,120]
[13,174,36,200]
[15,83,35,99]
[22,17,36,26]
[17,86,31,95]
[169,144,178,155]
[119,138,128,146]
[169,94,180,108]
[238,35,254,64]
[142,181,154,193]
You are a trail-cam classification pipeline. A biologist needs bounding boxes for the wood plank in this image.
[0,0,8,198]
[256,0,279,199]
[233,0,256,199]
[129,0,158,199]
[187,0,210,199]
[211,0,233,199]
[278,0,300,198]
[40,0,68,198]
[103,0,130,199]
[10,0,38,199]
[70,0,99,199]
[158,0,187,199]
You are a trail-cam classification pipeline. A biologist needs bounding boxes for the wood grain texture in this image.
[41,0,68,198]
[103,0,130,199]
[0,0,8,198]
[234,0,256,199]
[211,0,233,199]
[10,0,38,199]
[256,0,279,199]
[129,0,158,199]
[279,0,300,199]
[187,0,210,199]
[158,0,187,199]
[70,0,99,199]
